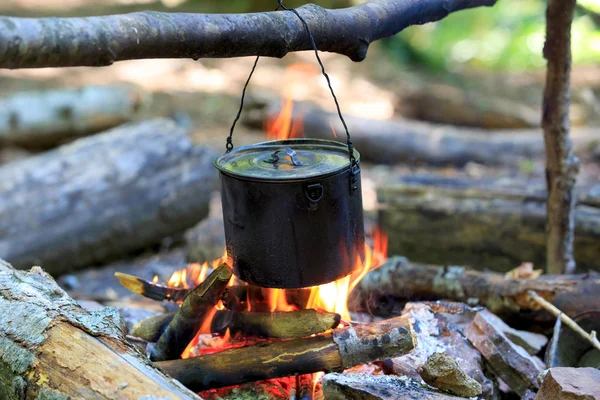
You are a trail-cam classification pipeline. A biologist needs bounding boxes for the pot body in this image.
[218,158,365,288]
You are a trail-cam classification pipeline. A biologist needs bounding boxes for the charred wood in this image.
[0,119,217,275]
[0,0,495,69]
[150,263,232,361]
[377,175,600,272]
[0,85,147,148]
[156,315,415,391]
[0,259,200,400]
[245,101,598,167]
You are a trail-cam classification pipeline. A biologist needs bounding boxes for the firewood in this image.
[464,311,543,396]
[0,85,147,148]
[150,263,232,361]
[377,175,600,272]
[156,315,415,391]
[419,352,482,398]
[244,101,598,167]
[353,257,600,327]
[116,271,312,307]
[0,119,217,275]
[211,309,341,339]
[131,311,177,342]
[132,309,340,341]
[322,373,465,400]
[0,259,200,400]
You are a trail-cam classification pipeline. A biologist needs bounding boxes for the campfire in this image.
[116,226,390,398]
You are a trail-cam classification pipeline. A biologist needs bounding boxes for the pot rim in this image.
[214,138,360,183]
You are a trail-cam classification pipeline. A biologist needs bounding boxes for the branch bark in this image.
[542,0,579,274]
[0,0,496,69]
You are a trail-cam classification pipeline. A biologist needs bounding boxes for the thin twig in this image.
[528,290,600,352]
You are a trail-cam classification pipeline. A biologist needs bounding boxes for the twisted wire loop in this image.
[226,0,357,170]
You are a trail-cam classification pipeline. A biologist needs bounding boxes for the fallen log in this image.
[0,85,147,148]
[150,264,232,361]
[133,308,340,341]
[0,119,217,275]
[244,101,598,167]
[156,314,415,391]
[353,257,600,327]
[377,175,600,272]
[0,259,200,400]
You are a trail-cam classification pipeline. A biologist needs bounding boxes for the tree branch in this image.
[542,0,579,274]
[0,0,495,69]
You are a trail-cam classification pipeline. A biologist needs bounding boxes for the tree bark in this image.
[156,315,415,391]
[0,259,201,400]
[0,119,217,275]
[0,0,496,69]
[353,256,600,327]
[377,175,600,272]
[542,0,579,274]
[0,85,147,148]
[245,100,599,167]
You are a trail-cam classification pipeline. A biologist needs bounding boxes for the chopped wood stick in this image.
[212,309,341,339]
[221,287,244,312]
[131,311,177,342]
[528,290,600,352]
[150,264,232,361]
[115,272,188,302]
[132,309,340,341]
[353,257,600,324]
[156,315,415,391]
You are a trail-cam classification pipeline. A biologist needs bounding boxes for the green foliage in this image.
[385,0,600,71]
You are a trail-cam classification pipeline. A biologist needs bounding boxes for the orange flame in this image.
[263,63,321,141]
[267,289,296,312]
[306,227,388,322]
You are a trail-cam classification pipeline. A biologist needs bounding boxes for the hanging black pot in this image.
[215,2,365,288]
[215,138,365,288]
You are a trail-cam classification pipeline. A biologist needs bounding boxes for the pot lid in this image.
[214,138,360,181]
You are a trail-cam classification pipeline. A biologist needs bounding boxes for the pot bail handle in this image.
[225,0,358,170]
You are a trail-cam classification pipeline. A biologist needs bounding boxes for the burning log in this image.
[132,309,340,341]
[156,315,415,391]
[150,264,232,362]
[245,101,599,167]
[0,0,495,69]
[0,259,199,399]
[116,271,312,307]
[378,175,600,272]
[353,257,600,326]
[0,85,147,148]
[0,119,217,275]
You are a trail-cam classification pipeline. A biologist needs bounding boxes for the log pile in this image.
[377,175,600,272]
[0,118,218,275]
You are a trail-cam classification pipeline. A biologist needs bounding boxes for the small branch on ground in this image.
[0,0,496,69]
[542,0,580,274]
[528,290,600,352]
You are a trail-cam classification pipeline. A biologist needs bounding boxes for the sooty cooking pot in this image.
[214,138,365,288]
